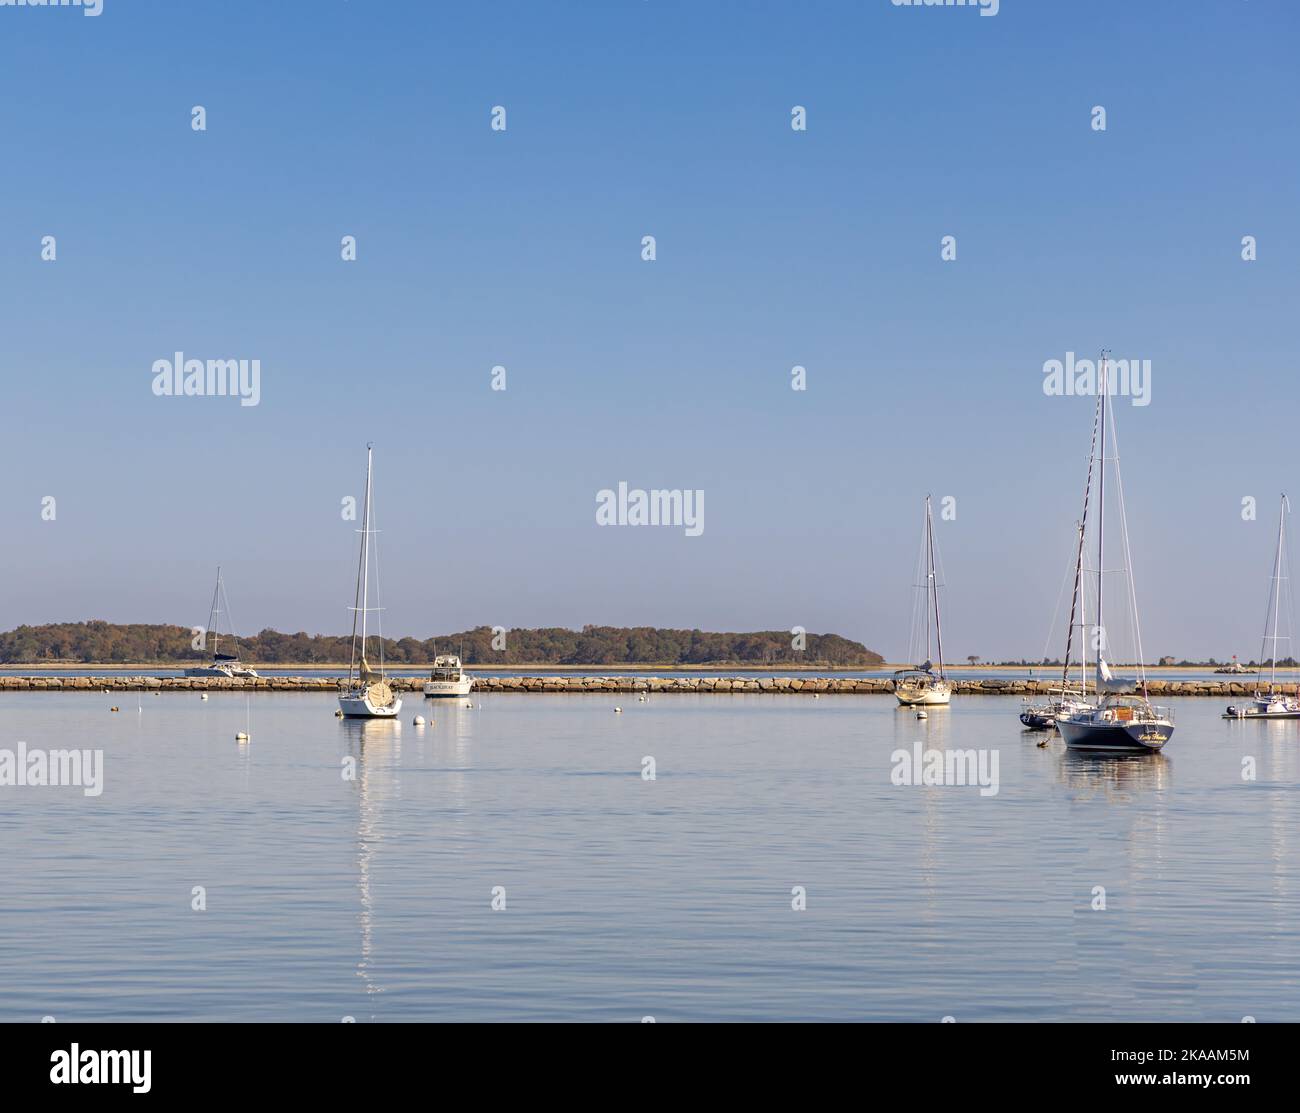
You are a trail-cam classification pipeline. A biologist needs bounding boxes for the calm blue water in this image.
[1,692,1296,1021]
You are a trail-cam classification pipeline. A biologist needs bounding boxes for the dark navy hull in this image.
[1019,710,1056,730]
[1058,718,1172,752]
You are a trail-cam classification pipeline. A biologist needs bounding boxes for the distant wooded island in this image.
[0,622,884,667]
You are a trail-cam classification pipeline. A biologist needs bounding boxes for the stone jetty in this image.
[0,675,1282,697]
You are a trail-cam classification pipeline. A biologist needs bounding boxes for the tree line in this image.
[0,621,884,667]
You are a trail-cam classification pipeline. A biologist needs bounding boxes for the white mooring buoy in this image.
[413,716,426,726]
[916,710,928,720]
[236,731,250,742]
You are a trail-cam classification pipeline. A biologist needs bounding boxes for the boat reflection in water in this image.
[342,717,402,1004]
[1056,749,1171,797]
[340,702,481,1013]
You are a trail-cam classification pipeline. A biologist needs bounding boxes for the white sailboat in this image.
[893,495,953,707]
[184,567,259,678]
[339,445,401,719]
[1055,353,1174,752]
[1225,495,1300,719]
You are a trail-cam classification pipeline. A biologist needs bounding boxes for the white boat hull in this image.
[423,678,473,698]
[184,665,260,679]
[895,684,952,707]
[338,692,402,719]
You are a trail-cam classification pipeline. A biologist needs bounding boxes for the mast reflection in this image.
[344,717,401,1001]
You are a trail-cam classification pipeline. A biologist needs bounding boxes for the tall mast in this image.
[1062,522,1086,689]
[927,495,946,678]
[348,447,374,686]
[208,567,222,661]
[923,499,931,662]
[1063,383,1103,694]
[1095,352,1108,686]
[1268,494,1287,692]
[1079,532,1088,694]
[360,444,373,658]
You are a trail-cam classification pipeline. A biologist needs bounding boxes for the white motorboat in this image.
[423,655,473,699]
[1020,689,1091,731]
[338,445,401,720]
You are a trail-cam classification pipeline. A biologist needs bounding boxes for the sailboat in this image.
[338,445,401,719]
[184,567,259,678]
[893,495,953,707]
[1225,495,1300,720]
[1020,524,1091,730]
[1055,353,1174,752]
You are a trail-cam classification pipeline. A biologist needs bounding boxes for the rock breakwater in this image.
[0,675,1280,696]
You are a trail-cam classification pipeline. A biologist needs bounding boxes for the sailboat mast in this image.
[927,495,946,678]
[347,449,373,687]
[1063,383,1103,694]
[1095,354,1107,686]
[208,567,222,661]
[1062,522,1086,688]
[1270,494,1286,691]
[360,445,373,659]
[1079,535,1088,694]
[923,499,931,662]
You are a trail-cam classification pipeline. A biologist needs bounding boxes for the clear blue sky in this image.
[2,0,1297,661]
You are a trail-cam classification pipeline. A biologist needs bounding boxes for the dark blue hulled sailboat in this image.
[1054,353,1174,754]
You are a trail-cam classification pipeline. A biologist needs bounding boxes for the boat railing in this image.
[1095,697,1174,724]
[895,673,946,686]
